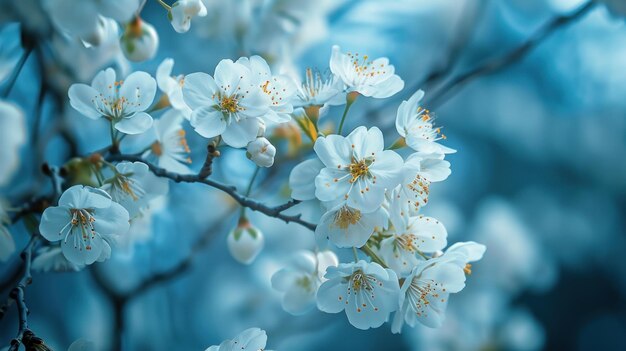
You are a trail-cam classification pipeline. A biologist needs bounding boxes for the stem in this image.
[240,166,261,217]
[2,45,33,98]
[109,122,118,149]
[156,0,171,11]
[387,137,406,150]
[337,95,357,135]
[352,247,359,262]
[360,245,387,268]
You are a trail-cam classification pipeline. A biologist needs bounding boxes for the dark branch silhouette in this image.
[426,1,597,108]
[107,153,316,231]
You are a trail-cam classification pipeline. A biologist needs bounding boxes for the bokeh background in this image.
[1,0,626,350]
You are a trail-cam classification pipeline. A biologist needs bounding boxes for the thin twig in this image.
[107,154,316,231]
[6,236,46,351]
[427,0,597,108]
[1,44,33,98]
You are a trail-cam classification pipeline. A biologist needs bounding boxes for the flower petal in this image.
[39,206,71,242]
[289,158,324,201]
[190,106,227,138]
[119,71,157,114]
[182,72,219,110]
[115,112,154,135]
[68,84,101,120]
[220,118,259,148]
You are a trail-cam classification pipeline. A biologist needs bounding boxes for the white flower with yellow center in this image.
[39,185,130,265]
[294,68,345,108]
[183,59,270,148]
[314,126,403,213]
[271,250,338,315]
[391,253,468,333]
[101,161,169,219]
[316,203,387,248]
[396,90,456,154]
[398,152,451,214]
[377,193,448,277]
[142,109,193,175]
[156,58,192,119]
[236,55,297,123]
[444,241,486,275]
[330,45,404,99]
[68,68,157,134]
[317,260,400,330]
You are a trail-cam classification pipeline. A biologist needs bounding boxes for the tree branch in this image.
[5,236,48,351]
[427,0,597,108]
[106,154,316,231]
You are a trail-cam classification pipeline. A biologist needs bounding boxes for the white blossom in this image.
[183,59,270,147]
[68,68,157,135]
[313,126,403,212]
[170,0,208,33]
[317,260,400,330]
[271,250,338,315]
[395,90,456,154]
[100,161,169,219]
[141,109,193,174]
[39,185,130,265]
[330,45,404,98]
[156,58,192,118]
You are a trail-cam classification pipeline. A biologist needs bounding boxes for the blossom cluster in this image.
[0,1,490,347]
[0,41,486,340]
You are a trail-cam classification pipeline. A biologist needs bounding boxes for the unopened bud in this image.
[227,218,264,265]
[120,18,159,62]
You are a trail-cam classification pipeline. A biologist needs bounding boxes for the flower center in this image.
[406,174,430,210]
[414,107,447,141]
[63,208,97,251]
[151,141,163,156]
[347,52,387,78]
[333,206,362,229]
[348,158,370,183]
[350,271,373,293]
[396,234,417,253]
[112,175,145,201]
[296,276,313,292]
[220,96,239,113]
[464,264,472,275]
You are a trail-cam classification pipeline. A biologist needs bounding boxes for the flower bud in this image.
[120,18,159,62]
[246,137,276,168]
[169,0,208,33]
[227,218,264,265]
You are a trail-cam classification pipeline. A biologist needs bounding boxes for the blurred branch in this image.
[3,236,48,351]
[427,0,597,108]
[411,0,488,93]
[106,154,316,231]
[89,208,236,351]
[1,41,33,98]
